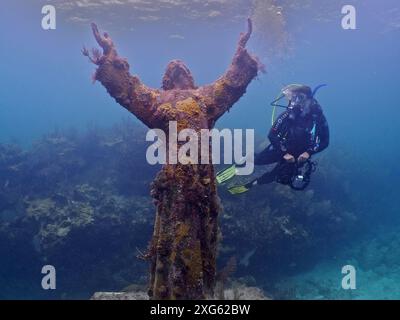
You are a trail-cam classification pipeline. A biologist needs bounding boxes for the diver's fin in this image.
[216,165,237,184]
[228,184,251,195]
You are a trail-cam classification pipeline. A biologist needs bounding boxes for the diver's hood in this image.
[270,83,327,122]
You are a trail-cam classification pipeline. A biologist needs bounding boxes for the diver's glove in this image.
[297,152,311,163]
[283,153,296,163]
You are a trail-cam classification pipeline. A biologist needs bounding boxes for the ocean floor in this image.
[272,225,400,300]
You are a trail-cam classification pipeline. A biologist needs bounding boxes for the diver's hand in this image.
[283,153,295,163]
[298,152,310,163]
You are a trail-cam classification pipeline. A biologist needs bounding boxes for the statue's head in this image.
[162,60,196,90]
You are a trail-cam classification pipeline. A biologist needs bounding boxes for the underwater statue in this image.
[83,19,261,300]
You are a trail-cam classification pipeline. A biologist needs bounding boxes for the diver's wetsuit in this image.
[255,101,329,185]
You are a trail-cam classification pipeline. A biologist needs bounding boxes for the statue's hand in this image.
[238,18,253,48]
[81,46,90,57]
[82,45,99,65]
[90,22,115,57]
[82,23,118,66]
[91,23,103,46]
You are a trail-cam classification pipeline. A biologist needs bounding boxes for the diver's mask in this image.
[287,92,309,117]
[288,92,307,109]
[271,84,313,119]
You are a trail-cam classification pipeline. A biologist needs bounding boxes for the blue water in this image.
[1,0,400,299]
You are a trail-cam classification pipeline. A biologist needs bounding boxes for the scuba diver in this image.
[216,84,330,194]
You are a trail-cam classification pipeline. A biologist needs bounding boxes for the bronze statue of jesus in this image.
[83,19,261,300]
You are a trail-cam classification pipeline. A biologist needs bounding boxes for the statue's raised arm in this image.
[198,18,261,125]
[83,23,160,128]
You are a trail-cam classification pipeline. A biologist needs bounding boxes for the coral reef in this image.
[223,285,270,300]
[0,121,376,299]
[0,123,155,299]
[271,224,400,300]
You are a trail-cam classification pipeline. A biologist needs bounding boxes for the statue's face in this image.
[162,60,196,90]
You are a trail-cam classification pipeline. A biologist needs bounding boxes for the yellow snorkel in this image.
[270,93,285,125]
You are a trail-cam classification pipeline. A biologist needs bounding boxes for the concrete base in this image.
[91,286,270,300]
